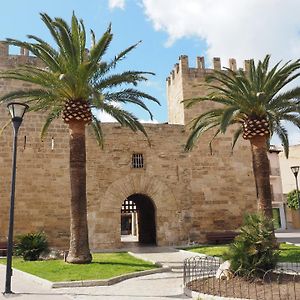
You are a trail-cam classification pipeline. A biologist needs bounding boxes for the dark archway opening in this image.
[121,194,156,245]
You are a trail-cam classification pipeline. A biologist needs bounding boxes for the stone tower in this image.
[166,55,251,125]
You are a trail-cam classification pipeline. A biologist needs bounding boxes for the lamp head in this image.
[7,102,29,122]
[291,166,300,177]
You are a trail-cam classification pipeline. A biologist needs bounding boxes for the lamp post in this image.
[4,102,28,294]
[291,166,300,210]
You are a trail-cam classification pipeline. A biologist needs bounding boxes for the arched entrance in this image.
[121,194,156,245]
[90,174,180,249]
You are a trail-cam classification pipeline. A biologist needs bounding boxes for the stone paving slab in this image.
[0,265,71,300]
[58,272,190,300]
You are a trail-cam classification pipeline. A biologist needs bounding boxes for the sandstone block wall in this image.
[166,55,257,242]
[0,44,257,250]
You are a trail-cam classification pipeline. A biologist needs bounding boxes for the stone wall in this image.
[0,45,257,250]
[166,55,257,242]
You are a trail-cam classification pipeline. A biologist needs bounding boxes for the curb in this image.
[6,264,171,289]
[52,266,171,288]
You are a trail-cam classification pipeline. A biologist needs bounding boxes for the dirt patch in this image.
[187,273,300,299]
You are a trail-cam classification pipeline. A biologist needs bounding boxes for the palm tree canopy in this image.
[184,55,300,157]
[0,12,160,146]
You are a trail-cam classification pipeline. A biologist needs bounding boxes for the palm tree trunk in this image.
[66,121,92,264]
[250,135,273,219]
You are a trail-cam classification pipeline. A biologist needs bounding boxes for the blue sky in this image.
[0,0,299,144]
[0,0,207,124]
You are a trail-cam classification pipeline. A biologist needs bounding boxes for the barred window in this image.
[121,199,137,213]
[132,153,144,168]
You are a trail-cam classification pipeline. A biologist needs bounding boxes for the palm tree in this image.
[184,55,300,220]
[0,13,159,264]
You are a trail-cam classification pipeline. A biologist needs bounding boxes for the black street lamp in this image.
[291,166,300,210]
[4,102,29,294]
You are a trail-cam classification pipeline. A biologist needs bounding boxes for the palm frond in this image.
[0,12,159,149]
[89,24,112,65]
[101,88,159,119]
[94,71,154,90]
[209,128,221,155]
[220,106,240,133]
[185,54,300,154]
[41,107,63,139]
[274,124,289,158]
[99,102,150,144]
[0,120,11,137]
[102,41,142,73]
[89,116,104,148]
[232,127,243,150]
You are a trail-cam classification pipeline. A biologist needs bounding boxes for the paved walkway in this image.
[0,231,299,300]
[275,228,300,246]
[0,246,199,300]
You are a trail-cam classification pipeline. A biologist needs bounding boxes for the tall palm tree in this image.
[0,13,159,264]
[184,55,300,220]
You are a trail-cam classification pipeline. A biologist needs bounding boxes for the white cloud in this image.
[108,0,125,10]
[96,110,159,124]
[94,103,159,124]
[141,0,300,67]
[93,102,121,123]
[115,0,300,143]
[96,110,118,122]
[140,80,164,93]
[140,0,300,144]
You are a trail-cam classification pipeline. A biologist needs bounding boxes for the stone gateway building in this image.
[0,44,257,250]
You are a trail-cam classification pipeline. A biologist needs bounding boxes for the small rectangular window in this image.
[132,153,144,168]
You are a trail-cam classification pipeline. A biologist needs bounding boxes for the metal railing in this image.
[183,256,300,299]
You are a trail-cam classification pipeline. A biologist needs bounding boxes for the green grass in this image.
[278,243,300,262]
[0,252,157,282]
[183,243,300,262]
[183,245,229,257]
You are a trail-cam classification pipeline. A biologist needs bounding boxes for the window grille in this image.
[132,153,144,168]
[121,199,137,213]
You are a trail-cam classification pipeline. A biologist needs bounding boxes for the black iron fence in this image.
[183,256,300,299]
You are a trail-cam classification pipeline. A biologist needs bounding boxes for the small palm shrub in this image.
[14,232,48,261]
[224,214,278,277]
[287,189,300,210]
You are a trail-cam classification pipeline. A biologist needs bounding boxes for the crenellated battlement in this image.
[166,55,251,85]
[0,41,41,68]
[167,55,252,125]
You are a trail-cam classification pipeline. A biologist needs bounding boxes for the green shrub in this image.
[224,214,278,276]
[287,189,300,210]
[14,232,48,261]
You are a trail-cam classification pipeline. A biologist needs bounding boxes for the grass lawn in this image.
[278,243,300,262]
[184,244,229,257]
[183,243,300,263]
[0,252,157,282]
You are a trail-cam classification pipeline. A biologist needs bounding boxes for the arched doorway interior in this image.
[121,193,156,245]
